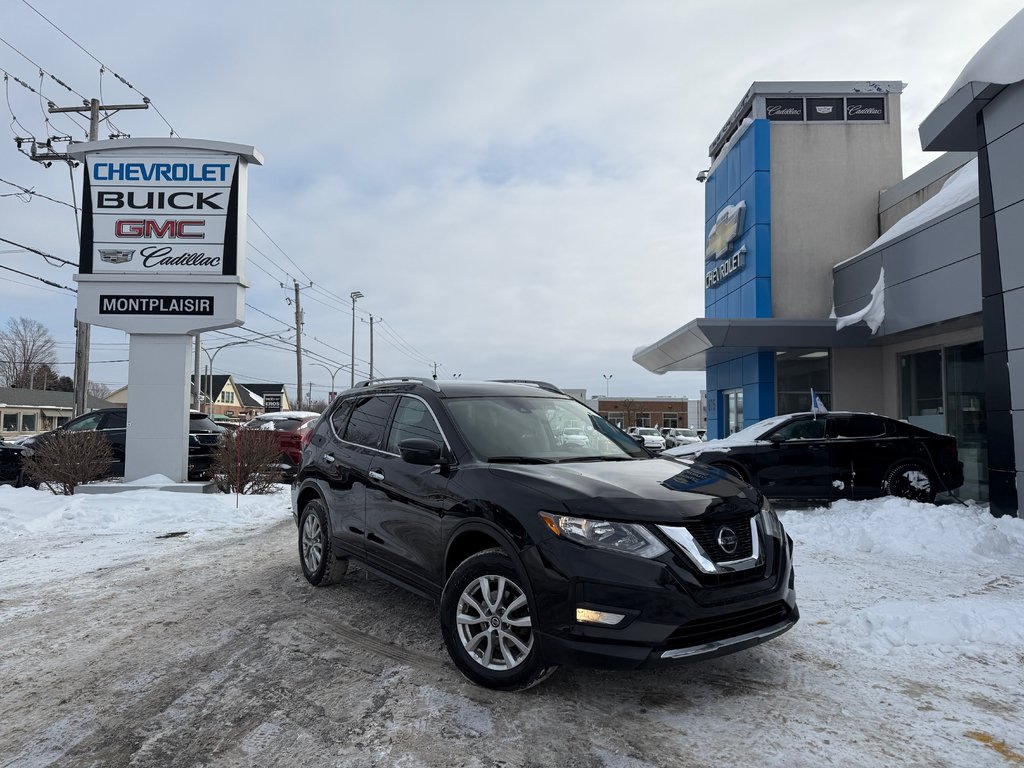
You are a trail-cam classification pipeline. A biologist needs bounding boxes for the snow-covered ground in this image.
[1,484,1023,766]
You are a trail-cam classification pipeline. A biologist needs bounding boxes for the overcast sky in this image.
[0,0,1019,403]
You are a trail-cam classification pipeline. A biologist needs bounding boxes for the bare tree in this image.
[211,430,283,494]
[0,317,58,389]
[88,381,112,400]
[21,431,114,495]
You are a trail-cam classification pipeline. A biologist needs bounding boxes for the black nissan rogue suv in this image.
[292,378,798,690]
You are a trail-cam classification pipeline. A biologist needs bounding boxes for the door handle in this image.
[324,453,336,464]
[369,470,385,481]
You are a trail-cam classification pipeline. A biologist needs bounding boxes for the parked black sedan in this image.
[663,412,963,503]
[3,408,225,486]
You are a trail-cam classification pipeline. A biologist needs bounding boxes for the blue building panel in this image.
[702,119,776,440]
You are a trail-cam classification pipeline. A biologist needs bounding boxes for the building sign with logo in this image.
[262,392,282,413]
[766,95,886,123]
[705,201,747,288]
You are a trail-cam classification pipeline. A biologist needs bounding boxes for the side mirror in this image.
[768,433,784,444]
[632,435,646,445]
[399,437,444,466]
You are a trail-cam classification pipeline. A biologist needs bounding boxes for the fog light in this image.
[576,608,625,626]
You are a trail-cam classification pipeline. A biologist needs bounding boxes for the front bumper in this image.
[524,525,798,670]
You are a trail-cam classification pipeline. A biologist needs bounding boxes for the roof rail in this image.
[491,379,565,396]
[353,377,441,392]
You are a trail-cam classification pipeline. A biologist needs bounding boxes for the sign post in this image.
[69,138,262,484]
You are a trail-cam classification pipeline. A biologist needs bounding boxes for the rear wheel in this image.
[298,499,347,586]
[440,549,555,691]
[884,462,936,504]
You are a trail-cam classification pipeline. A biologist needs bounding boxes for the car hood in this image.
[487,457,757,524]
[664,437,762,457]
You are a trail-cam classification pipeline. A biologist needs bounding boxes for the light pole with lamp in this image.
[350,291,363,387]
[202,340,253,416]
[603,374,613,397]
[311,362,348,400]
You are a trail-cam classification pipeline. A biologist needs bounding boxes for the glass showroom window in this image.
[606,411,624,428]
[776,349,831,414]
[900,342,986,500]
[2,413,17,431]
[636,412,651,428]
[724,389,743,435]
[21,413,36,432]
[663,412,679,428]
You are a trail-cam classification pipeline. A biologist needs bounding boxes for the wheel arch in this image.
[444,520,526,583]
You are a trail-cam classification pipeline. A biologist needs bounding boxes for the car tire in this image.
[884,462,937,504]
[298,499,348,586]
[440,548,556,691]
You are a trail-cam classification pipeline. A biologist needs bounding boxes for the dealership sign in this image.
[81,154,241,277]
[70,138,262,335]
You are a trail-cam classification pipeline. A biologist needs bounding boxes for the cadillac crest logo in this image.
[99,248,135,264]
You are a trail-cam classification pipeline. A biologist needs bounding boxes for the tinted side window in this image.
[103,411,127,430]
[329,398,357,437]
[771,418,826,441]
[342,396,394,449]
[65,413,104,432]
[834,415,891,438]
[386,397,443,454]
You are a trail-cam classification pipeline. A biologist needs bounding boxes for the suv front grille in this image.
[664,601,790,650]
[684,514,755,562]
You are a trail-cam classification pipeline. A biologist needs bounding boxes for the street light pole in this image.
[350,291,363,387]
[311,362,347,399]
[201,338,268,415]
[603,374,613,397]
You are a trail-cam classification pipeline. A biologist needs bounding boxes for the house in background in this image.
[105,379,292,420]
[0,387,113,437]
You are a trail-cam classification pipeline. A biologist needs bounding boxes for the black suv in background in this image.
[6,408,224,485]
[292,378,798,690]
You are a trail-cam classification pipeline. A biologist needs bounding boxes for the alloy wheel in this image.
[455,574,534,671]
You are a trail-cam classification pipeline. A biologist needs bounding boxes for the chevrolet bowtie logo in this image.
[705,201,746,261]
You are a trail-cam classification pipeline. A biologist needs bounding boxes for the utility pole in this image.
[432,362,438,380]
[368,315,376,382]
[293,281,304,410]
[193,335,202,411]
[350,291,363,387]
[43,97,149,416]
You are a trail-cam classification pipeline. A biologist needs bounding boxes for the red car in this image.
[241,411,320,479]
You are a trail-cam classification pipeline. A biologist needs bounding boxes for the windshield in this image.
[638,428,660,437]
[445,396,647,462]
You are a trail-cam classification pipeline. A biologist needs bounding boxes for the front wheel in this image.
[884,462,936,504]
[440,549,555,691]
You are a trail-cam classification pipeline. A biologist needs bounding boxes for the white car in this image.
[663,428,703,448]
[631,427,666,452]
[558,427,590,447]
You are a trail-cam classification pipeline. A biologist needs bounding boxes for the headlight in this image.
[758,495,784,538]
[539,512,668,559]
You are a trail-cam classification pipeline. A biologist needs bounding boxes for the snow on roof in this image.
[835,267,885,334]
[838,157,978,267]
[941,9,1024,105]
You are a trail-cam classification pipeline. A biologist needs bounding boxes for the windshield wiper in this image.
[486,456,556,464]
[556,455,634,463]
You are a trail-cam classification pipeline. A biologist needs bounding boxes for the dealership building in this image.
[634,15,1024,516]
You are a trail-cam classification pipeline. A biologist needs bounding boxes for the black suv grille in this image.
[684,514,755,562]
[664,601,790,650]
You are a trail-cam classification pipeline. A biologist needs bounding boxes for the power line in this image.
[0,235,77,267]
[0,174,76,208]
[17,0,178,136]
[0,262,75,292]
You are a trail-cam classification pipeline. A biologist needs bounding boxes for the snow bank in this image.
[0,484,291,538]
[780,497,1024,562]
[831,596,1024,656]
